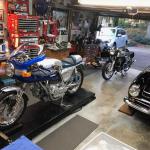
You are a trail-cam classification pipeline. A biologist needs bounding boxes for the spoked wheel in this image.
[102,62,114,80]
[0,91,27,129]
[67,68,84,94]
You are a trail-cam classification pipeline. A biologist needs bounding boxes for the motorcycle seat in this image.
[62,55,82,68]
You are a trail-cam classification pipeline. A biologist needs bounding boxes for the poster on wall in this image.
[0,10,4,21]
[52,10,68,29]
[71,11,97,40]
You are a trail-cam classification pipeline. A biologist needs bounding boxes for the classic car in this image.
[124,66,150,115]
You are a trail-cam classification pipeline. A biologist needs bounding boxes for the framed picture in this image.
[0,10,4,21]
[52,9,68,28]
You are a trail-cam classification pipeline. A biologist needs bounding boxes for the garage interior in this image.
[0,0,150,150]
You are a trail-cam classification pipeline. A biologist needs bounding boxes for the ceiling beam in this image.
[71,5,150,20]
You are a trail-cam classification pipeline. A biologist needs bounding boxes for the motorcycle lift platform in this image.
[0,88,95,149]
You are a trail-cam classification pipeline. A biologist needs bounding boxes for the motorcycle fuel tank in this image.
[38,58,62,69]
[61,67,75,82]
[38,58,74,82]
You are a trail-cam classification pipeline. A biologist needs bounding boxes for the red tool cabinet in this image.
[7,14,40,48]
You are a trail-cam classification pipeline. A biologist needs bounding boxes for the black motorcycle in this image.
[102,48,135,80]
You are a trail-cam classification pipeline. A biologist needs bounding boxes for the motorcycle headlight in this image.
[5,63,14,77]
[129,84,140,97]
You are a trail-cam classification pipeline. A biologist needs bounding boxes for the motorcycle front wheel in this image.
[121,63,131,76]
[0,91,27,129]
[102,62,114,80]
[67,68,84,94]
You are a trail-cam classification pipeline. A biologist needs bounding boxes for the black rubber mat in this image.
[38,115,97,150]
[1,88,95,147]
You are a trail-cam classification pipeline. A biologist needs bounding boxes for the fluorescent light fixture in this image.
[78,0,150,7]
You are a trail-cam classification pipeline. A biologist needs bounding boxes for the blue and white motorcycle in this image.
[0,43,84,128]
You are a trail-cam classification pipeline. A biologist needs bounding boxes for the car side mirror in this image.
[117,34,122,37]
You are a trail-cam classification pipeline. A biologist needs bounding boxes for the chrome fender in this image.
[1,86,22,93]
[0,86,29,101]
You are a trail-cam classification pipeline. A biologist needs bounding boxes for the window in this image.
[121,30,126,35]
[116,29,121,35]
[100,28,116,36]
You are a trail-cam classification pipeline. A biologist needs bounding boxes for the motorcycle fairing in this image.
[11,54,46,70]
[13,64,61,83]
[10,54,61,83]
[13,73,60,83]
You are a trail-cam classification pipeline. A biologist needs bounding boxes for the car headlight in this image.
[129,84,140,97]
[5,63,14,77]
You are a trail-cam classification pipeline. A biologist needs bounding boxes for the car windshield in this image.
[100,28,116,36]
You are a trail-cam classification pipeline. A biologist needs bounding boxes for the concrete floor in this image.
[77,69,150,150]
[33,68,150,150]
[129,46,150,71]
[30,45,150,149]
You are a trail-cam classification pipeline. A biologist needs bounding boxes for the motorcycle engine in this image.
[115,57,125,71]
[31,82,68,102]
[48,83,68,101]
[31,83,45,99]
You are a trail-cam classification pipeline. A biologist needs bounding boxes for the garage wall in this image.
[0,0,6,23]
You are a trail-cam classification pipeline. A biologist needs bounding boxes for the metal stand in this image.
[0,131,12,148]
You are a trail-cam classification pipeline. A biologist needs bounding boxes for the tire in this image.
[124,41,128,49]
[67,68,84,95]
[0,91,27,129]
[102,62,114,80]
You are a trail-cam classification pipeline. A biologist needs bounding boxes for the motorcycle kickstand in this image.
[60,97,72,109]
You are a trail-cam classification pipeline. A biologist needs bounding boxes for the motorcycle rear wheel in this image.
[0,91,27,129]
[67,68,84,94]
[102,62,114,80]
